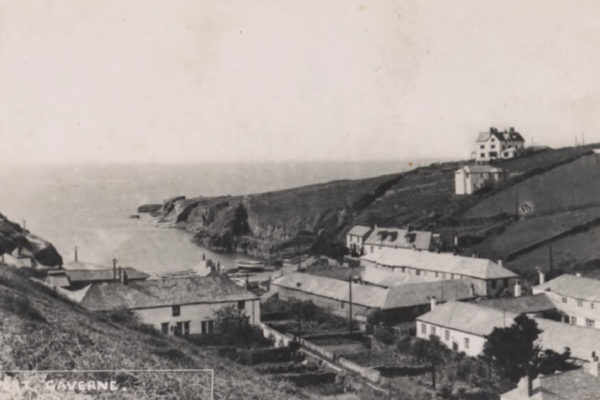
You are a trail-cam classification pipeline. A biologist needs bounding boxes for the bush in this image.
[373,326,397,345]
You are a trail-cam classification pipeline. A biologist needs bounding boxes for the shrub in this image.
[373,326,397,345]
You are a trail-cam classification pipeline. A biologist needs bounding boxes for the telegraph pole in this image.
[348,274,353,333]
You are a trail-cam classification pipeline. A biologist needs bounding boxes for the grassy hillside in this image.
[148,145,600,285]
[0,265,305,399]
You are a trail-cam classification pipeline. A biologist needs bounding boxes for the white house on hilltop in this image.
[454,165,504,195]
[475,127,525,163]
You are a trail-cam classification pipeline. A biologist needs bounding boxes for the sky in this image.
[1,0,599,164]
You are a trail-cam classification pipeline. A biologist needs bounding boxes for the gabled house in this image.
[271,272,474,329]
[345,225,373,255]
[361,247,519,296]
[363,227,440,256]
[532,273,600,329]
[78,273,260,336]
[455,165,504,195]
[475,127,525,162]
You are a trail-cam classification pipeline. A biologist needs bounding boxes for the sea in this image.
[0,161,433,276]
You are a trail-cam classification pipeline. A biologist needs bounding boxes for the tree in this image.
[483,314,571,389]
[214,305,262,346]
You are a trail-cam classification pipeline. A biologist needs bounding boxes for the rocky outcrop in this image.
[0,213,62,267]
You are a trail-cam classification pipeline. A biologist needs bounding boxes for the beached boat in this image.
[234,259,265,271]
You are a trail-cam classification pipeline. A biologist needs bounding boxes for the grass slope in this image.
[0,265,306,400]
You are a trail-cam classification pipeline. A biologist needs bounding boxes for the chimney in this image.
[538,269,545,285]
[514,280,522,297]
[74,246,78,262]
[113,258,117,281]
[498,260,503,267]
[576,272,582,278]
[430,296,437,311]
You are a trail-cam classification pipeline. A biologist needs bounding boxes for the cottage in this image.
[272,272,474,327]
[416,301,518,357]
[417,299,600,362]
[363,227,440,256]
[361,247,519,296]
[454,165,504,195]
[345,225,373,256]
[475,127,525,163]
[78,273,260,336]
[532,273,600,329]
[501,362,600,400]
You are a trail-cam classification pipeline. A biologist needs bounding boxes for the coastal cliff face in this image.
[141,145,600,278]
[0,213,63,266]
[142,174,407,259]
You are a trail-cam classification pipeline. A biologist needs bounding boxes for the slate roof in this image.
[503,368,600,400]
[364,227,434,251]
[347,225,372,238]
[535,318,600,361]
[476,129,524,143]
[79,274,258,311]
[475,294,555,314]
[361,267,432,287]
[417,301,518,337]
[272,273,474,310]
[533,274,600,302]
[476,132,504,142]
[362,247,518,280]
[65,267,150,282]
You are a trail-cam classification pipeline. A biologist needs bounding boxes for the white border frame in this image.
[1,369,214,400]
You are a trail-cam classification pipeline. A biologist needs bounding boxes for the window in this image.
[464,338,470,349]
[480,153,485,158]
[401,267,406,273]
[491,280,497,289]
[421,323,427,334]
[489,151,498,157]
[416,269,421,276]
[370,246,374,253]
[577,300,583,307]
[431,326,436,336]
[592,303,595,309]
[435,272,439,278]
[445,330,450,340]
[570,316,577,325]
[561,297,567,304]
[586,319,595,328]
[183,321,190,335]
[172,305,180,317]
[341,301,344,309]
[480,145,484,149]
[237,300,245,310]
[503,279,509,287]
[161,323,169,334]
[201,320,214,335]
[490,145,496,149]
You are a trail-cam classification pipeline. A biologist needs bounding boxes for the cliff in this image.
[0,213,62,266]
[143,145,600,283]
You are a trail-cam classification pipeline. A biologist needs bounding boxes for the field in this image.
[464,153,600,218]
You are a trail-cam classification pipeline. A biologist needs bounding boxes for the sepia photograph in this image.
[1,1,600,399]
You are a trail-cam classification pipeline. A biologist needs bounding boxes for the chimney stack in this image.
[514,280,522,297]
[498,260,503,267]
[538,269,545,285]
[74,246,78,262]
[113,258,117,281]
[430,296,437,311]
